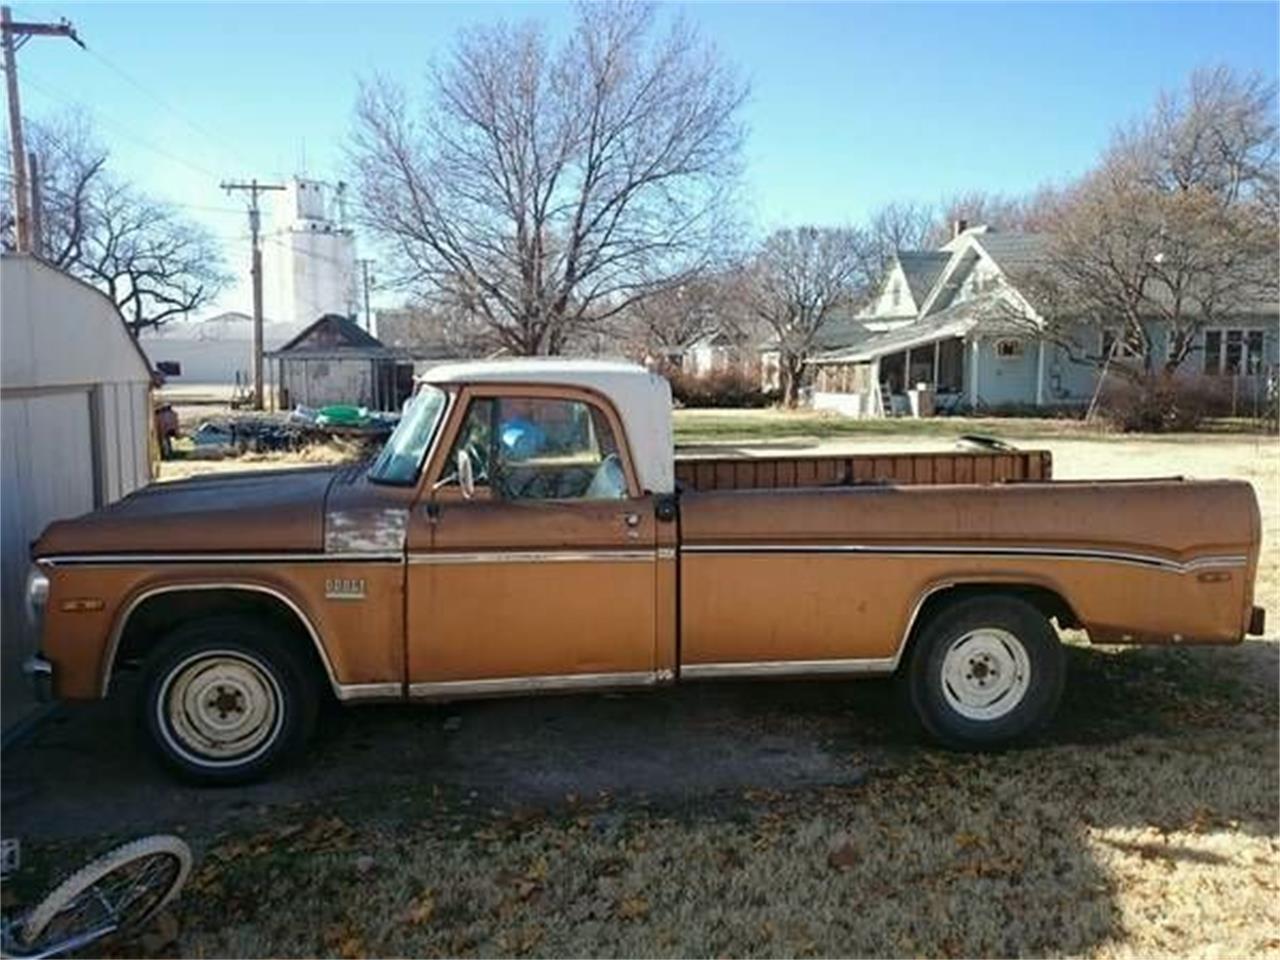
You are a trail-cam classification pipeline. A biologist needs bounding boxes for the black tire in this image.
[139,615,319,784]
[907,595,1065,749]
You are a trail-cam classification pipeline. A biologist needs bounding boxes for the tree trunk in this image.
[781,354,804,409]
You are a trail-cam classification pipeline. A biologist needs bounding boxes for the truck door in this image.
[405,386,659,695]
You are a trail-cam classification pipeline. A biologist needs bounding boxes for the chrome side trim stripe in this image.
[408,549,656,566]
[47,544,1244,575]
[680,658,898,680]
[41,552,404,566]
[409,670,662,698]
[681,543,1248,574]
[334,682,403,702]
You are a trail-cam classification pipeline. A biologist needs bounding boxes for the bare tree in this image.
[743,226,866,407]
[2,111,107,266]
[609,272,750,366]
[922,187,1068,246]
[1005,66,1278,380]
[350,2,746,356]
[864,200,934,276]
[75,180,230,335]
[376,298,497,358]
[3,111,230,333]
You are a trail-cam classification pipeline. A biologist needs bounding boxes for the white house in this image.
[808,224,1279,417]
[1,255,154,732]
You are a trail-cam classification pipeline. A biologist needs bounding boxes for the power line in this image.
[167,201,248,215]
[81,44,246,173]
[21,69,224,181]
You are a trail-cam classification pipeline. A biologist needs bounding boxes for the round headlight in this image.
[25,566,49,626]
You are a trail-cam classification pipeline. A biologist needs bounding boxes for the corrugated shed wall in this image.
[1,256,153,732]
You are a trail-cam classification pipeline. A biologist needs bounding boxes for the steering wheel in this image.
[463,439,489,484]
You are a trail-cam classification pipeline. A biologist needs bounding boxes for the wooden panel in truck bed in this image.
[673,449,1053,491]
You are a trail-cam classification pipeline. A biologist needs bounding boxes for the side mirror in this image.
[456,448,475,500]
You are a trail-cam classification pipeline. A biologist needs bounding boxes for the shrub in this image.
[667,367,778,408]
[1097,373,1230,432]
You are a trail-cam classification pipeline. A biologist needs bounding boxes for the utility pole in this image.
[1,6,83,254]
[27,149,39,254]
[358,258,375,332]
[221,178,285,410]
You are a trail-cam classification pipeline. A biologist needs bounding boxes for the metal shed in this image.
[1,254,154,732]
[269,313,414,412]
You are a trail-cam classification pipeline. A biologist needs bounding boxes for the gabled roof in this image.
[813,314,871,350]
[1,253,154,386]
[757,313,871,352]
[896,252,950,308]
[918,248,979,316]
[972,234,1051,274]
[811,294,1026,364]
[275,313,385,353]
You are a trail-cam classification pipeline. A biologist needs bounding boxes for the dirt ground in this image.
[2,426,1276,958]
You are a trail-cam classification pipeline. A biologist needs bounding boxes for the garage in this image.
[1,254,154,733]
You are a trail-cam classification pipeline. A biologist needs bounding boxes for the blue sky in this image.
[13,1,1279,316]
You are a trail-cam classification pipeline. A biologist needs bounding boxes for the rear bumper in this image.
[1248,606,1266,637]
[22,654,54,702]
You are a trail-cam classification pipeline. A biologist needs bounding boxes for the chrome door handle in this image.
[623,512,640,527]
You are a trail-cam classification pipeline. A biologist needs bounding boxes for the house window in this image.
[1248,330,1265,374]
[995,338,1024,359]
[891,281,902,309]
[1203,328,1265,375]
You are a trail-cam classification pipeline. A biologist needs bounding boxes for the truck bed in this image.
[673,449,1053,491]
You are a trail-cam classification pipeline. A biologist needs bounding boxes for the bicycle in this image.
[1,835,192,959]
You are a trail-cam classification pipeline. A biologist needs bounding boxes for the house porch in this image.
[811,336,969,417]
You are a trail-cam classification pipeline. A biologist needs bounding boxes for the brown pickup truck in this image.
[25,360,1265,783]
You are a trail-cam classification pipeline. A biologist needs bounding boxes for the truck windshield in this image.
[367,385,448,485]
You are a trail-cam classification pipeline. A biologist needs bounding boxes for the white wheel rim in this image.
[157,650,284,768]
[940,628,1031,721]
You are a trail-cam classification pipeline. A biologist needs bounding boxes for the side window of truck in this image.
[444,396,629,501]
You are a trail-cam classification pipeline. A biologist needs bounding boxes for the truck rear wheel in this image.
[139,616,319,784]
[907,595,1064,749]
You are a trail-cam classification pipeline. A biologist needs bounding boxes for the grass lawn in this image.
[17,419,1273,958]
[675,408,1086,444]
[673,407,1273,445]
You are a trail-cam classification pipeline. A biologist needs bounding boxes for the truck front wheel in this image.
[907,595,1065,749]
[139,616,319,784]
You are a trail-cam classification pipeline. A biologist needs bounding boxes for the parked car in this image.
[24,360,1266,783]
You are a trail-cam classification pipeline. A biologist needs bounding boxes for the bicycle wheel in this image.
[18,835,192,953]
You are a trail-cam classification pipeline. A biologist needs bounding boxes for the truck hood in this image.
[34,465,341,557]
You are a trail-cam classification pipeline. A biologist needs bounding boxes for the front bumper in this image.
[23,654,54,702]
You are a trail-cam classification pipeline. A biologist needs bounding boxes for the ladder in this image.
[878,383,895,418]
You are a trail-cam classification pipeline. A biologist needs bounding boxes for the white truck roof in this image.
[420,359,676,494]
